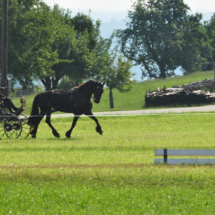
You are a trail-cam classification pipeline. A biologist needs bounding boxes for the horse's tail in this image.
[28,94,40,127]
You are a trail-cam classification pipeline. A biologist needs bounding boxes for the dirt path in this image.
[51,104,215,118]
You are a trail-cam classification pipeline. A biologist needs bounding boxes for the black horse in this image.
[28,80,105,138]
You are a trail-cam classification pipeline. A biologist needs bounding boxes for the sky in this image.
[44,0,215,21]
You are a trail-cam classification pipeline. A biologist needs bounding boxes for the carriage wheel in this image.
[19,114,30,138]
[4,118,22,139]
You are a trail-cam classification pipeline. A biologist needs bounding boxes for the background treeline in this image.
[1,0,215,101]
[0,0,134,108]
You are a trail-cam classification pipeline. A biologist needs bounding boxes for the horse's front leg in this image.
[45,114,60,138]
[86,111,103,135]
[66,115,79,138]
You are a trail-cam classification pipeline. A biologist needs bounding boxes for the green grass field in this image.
[1,115,215,214]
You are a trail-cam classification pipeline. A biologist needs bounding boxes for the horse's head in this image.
[93,82,105,103]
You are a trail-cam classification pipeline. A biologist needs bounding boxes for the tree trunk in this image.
[41,76,62,90]
[158,64,166,78]
[41,77,51,91]
[159,68,166,78]
[109,88,114,109]
[51,77,61,90]
[213,60,215,77]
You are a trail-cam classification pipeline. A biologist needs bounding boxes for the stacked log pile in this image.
[145,78,215,106]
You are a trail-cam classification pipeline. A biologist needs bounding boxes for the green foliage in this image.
[70,12,97,50]
[7,0,60,87]
[0,2,113,90]
[117,0,211,78]
[179,13,212,74]
[102,56,135,92]
[204,13,215,71]
[1,116,215,213]
[40,5,77,90]
[99,55,135,108]
[53,12,113,89]
[67,14,113,84]
[56,75,77,90]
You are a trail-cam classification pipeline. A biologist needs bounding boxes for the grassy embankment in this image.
[11,70,215,115]
[1,115,215,213]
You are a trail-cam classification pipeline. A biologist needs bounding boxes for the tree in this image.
[56,34,113,90]
[6,0,60,88]
[179,13,212,75]
[39,5,77,90]
[66,13,110,85]
[204,14,215,74]
[70,12,97,50]
[44,11,111,90]
[100,55,134,108]
[117,0,211,79]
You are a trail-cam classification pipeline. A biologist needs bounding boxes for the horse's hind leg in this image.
[31,124,39,138]
[66,115,79,138]
[45,114,60,138]
[30,115,44,138]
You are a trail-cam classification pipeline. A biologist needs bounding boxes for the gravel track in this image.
[51,105,215,118]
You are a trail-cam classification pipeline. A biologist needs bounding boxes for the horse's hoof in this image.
[96,127,103,135]
[54,134,60,138]
[65,131,71,138]
[31,135,36,138]
[53,131,60,138]
[97,130,103,135]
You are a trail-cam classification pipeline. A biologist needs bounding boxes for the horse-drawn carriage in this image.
[0,80,105,139]
[0,87,29,139]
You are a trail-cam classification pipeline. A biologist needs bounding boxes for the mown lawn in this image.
[0,115,215,214]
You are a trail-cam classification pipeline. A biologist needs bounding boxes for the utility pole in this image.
[1,0,8,96]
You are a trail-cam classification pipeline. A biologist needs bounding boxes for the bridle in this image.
[93,85,104,102]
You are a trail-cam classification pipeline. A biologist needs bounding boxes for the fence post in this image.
[164,148,167,164]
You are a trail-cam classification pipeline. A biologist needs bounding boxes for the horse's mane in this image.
[43,81,102,94]
[76,80,102,89]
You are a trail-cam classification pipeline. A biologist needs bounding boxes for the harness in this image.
[41,88,92,115]
[70,88,91,106]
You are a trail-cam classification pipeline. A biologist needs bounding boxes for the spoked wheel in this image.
[4,118,22,139]
[0,114,30,140]
[19,114,30,138]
